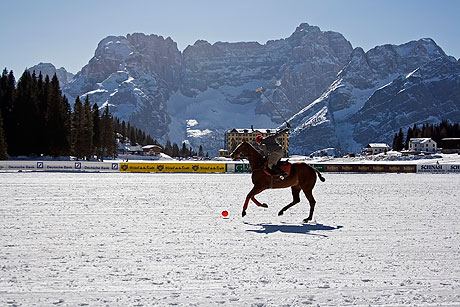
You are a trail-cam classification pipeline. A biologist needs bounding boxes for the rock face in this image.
[61,23,353,154]
[289,38,460,155]
[56,24,459,155]
[350,57,460,146]
[64,33,182,138]
[28,62,74,85]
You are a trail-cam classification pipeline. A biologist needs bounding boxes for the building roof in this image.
[228,128,282,134]
[142,145,162,150]
[366,143,389,148]
[410,138,436,144]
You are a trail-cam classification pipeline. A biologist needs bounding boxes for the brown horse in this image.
[230,140,325,223]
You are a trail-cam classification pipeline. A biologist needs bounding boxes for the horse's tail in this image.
[314,167,326,182]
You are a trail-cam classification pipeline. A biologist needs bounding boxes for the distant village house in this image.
[142,145,163,156]
[364,143,390,155]
[408,138,437,153]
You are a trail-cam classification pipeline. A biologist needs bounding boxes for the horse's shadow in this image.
[245,222,343,236]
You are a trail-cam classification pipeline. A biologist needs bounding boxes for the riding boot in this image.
[273,165,288,179]
[266,167,276,175]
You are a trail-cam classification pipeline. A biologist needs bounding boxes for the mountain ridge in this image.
[27,24,459,155]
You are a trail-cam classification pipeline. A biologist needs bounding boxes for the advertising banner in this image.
[0,161,119,172]
[311,164,324,171]
[119,162,226,173]
[324,164,416,173]
[234,163,251,173]
[0,161,39,171]
[417,164,460,173]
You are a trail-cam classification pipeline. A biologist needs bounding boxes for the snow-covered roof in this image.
[410,138,435,144]
[366,143,389,148]
[142,145,162,150]
[228,128,282,134]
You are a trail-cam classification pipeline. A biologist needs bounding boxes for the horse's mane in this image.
[240,141,263,160]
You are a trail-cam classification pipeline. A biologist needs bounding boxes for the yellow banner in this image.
[119,162,226,173]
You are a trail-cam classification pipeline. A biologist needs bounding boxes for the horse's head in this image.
[230,140,251,160]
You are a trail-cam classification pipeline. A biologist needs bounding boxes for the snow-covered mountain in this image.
[61,24,352,154]
[28,62,74,85]
[289,39,460,155]
[46,24,459,155]
[64,33,182,139]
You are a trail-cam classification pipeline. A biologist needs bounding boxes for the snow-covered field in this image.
[1,172,460,306]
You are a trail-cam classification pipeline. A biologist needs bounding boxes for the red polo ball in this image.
[222,210,229,217]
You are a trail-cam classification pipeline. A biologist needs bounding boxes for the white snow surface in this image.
[1,172,460,305]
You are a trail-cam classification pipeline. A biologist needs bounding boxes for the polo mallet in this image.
[256,87,290,127]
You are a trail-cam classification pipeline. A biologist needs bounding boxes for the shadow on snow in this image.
[245,222,343,236]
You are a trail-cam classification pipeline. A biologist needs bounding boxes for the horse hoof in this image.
[261,203,268,208]
[278,211,284,216]
[303,218,311,223]
[242,210,246,217]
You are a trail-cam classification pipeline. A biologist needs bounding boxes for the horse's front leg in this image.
[242,186,266,217]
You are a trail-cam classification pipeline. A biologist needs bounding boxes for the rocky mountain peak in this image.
[294,22,319,33]
[27,62,74,86]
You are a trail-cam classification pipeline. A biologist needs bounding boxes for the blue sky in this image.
[1,0,459,75]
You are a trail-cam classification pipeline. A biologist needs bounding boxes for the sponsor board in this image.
[0,161,39,171]
[324,164,416,173]
[234,163,251,173]
[119,162,226,173]
[417,164,460,173]
[311,164,324,172]
[0,161,119,172]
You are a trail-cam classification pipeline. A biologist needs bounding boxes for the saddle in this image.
[263,160,291,178]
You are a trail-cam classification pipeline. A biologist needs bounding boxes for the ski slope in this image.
[1,172,459,306]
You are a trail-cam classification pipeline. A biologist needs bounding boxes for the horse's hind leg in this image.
[278,185,301,216]
[302,187,316,223]
[251,196,268,208]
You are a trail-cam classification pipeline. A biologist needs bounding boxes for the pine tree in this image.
[100,105,116,159]
[47,74,70,157]
[405,127,413,149]
[36,72,48,154]
[0,111,8,160]
[121,120,127,141]
[71,96,85,159]
[198,145,204,157]
[172,143,180,157]
[129,125,136,145]
[392,128,404,151]
[392,133,398,151]
[180,142,188,157]
[92,103,101,160]
[0,69,16,156]
[81,96,94,159]
[164,140,172,156]
[13,70,37,155]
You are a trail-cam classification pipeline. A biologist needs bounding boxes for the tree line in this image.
[0,69,147,160]
[162,141,207,159]
[392,121,460,151]
[113,119,156,146]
